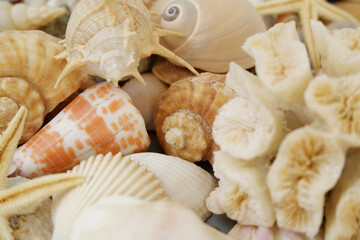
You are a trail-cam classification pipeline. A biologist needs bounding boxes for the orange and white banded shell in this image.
[13,82,150,178]
[154,73,229,162]
[146,0,267,73]
[0,30,88,143]
[55,0,198,87]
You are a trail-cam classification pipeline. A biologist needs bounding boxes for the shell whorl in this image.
[0,1,67,31]
[154,73,229,162]
[0,30,88,142]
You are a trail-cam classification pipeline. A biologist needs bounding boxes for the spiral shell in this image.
[0,1,67,32]
[55,0,198,87]
[0,30,88,143]
[154,73,229,162]
[13,82,150,178]
[147,0,267,73]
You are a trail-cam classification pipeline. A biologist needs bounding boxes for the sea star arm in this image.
[0,173,84,218]
[256,0,303,15]
[0,106,27,191]
[316,0,359,22]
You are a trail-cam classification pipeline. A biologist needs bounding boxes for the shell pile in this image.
[0,0,359,239]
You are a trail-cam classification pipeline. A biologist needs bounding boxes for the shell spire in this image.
[0,1,67,32]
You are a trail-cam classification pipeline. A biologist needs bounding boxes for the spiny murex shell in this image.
[147,0,267,73]
[0,30,88,143]
[55,0,199,87]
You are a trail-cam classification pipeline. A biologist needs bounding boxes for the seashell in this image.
[0,30,88,143]
[127,152,217,220]
[122,73,168,130]
[47,0,80,10]
[0,1,67,31]
[69,196,231,240]
[152,56,196,84]
[154,73,229,162]
[51,153,167,240]
[55,0,199,87]
[13,82,150,178]
[147,0,267,73]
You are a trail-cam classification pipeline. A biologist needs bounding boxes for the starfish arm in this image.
[256,0,303,15]
[0,216,13,240]
[0,173,83,217]
[315,0,359,22]
[0,107,27,191]
[299,6,320,69]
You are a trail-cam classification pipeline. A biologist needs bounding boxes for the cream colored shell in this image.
[69,196,231,240]
[0,1,67,32]
[52,153,167,240]
[154,73,229,162]
[127,152,216,220]
[148,0,267,72]
[55,0,198,87]
[0,30,88,143]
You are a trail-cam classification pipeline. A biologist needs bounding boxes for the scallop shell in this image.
[122,73,168,130]
[0,1,67,31]
[13,82,150,178]
[69,196,230,240]
[55,0,198,87]
[147,0,267,73]
[152,57,196,84]
[127,152,217,220]
[0,30,88,143]
[51,153,167,240]
[154,73,229,162]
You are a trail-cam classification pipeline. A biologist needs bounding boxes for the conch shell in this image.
[55,0,199,87]
[154,73,229,162]
[13,82,150,178]
[0,1,67,32]
[147,0,267,72]
[0,30,88,143]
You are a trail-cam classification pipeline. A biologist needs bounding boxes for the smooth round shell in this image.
[152,57,195,84]
[154,73,229,162]
[149,0,267,72]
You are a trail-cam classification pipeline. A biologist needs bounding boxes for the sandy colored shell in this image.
[152,57,196,84]
[52,153,167,240]
[122,73,168,130]
[0,1,67,32]
[0,30,88,143]
[55,0,198,87]
[147,0,267,73]
[154,73,229,162]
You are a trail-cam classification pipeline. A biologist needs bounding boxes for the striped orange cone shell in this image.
[13,82,150,178]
